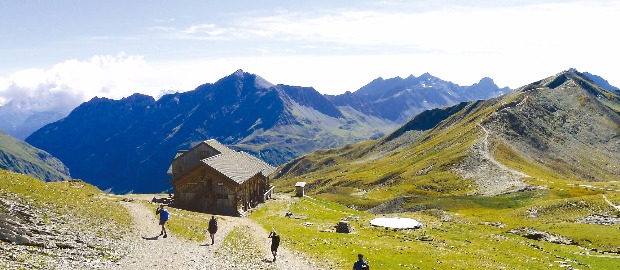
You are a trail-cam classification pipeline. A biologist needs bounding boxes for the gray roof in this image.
[203,139,235,155]
[202,142,276,184]
[167,151,187,175]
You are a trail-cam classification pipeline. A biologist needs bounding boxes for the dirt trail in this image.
[454,124,531,196]
[602,194,620,212]
[114,198,317,270]
[479,124,530,178]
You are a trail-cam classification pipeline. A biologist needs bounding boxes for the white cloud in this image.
[141,1,619,91]
[0,53,160,110]
[152,1,618,54]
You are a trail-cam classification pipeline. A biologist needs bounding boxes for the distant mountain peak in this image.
[419,72,435,80]
[233,69,245,76]
[479,77,494,83]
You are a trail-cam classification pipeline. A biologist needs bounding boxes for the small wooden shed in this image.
[295,182,306,197]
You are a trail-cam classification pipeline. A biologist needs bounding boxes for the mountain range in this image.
[0,97,70,140]
[24,69,507,193]
[328,74,508,122]
[274,70,620,207]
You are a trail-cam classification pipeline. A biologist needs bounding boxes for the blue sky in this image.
[1,0,619,107]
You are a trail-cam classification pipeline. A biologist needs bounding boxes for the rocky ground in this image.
[0,193,130,269]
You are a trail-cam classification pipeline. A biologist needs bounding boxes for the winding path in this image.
[478,123,530,178]
[113,198,318,270]
[602,194,620,212]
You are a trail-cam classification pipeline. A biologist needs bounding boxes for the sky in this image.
[1,0,619,109]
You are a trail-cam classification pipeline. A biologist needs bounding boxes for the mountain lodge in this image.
[168,139,276,215]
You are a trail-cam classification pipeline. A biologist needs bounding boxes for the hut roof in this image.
[167,150,188,175]
[203,149,276,184]
[202,139,235,155]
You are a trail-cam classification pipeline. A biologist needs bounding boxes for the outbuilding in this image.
[295,182,306,197]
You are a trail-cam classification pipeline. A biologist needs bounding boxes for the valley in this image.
[1,69,620,269]
[3,1,620,269]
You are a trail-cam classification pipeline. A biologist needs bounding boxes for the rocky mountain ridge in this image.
[25,70,394,193]
[275,70,620,205]
[327,73,509,122]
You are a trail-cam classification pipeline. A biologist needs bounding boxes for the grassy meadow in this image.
[249,191,620,269]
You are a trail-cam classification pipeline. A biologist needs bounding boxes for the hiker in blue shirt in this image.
[155,204,169,238]
[353,253,369,270]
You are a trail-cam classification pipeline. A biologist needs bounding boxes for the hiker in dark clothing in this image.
[268,230,280,262]
[208,215,218,245]
[155,204,169,238]
[353,253,369,270]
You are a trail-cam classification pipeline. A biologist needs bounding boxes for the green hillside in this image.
[0,130,70,182]
[273,70,620,208]
[263,70,620,268]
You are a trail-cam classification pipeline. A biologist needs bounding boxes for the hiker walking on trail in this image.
[268,230,280,262]
[155,204,169,238]
[208,215,218,245]
[353,253,369,270]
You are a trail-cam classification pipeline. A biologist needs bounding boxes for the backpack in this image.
[209,218,217,230]
[354,261,369,270]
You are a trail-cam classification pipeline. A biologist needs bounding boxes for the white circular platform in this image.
[370,217,422,229]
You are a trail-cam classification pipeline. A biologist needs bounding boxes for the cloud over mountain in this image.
[0,53,152,109]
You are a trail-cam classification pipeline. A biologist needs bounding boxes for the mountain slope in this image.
[26,70,395,193]
[0,130,70,181]
[328,73,509,123]
[274,70,620,207]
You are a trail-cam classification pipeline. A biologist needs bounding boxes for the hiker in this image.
[208,215,218,245]
[155,204,169,238]
[268,230,280,262]
[352,253,369,270]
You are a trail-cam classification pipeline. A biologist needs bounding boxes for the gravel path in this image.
[114,200,318,270]
[454,124,530,196]
[478,124,530,179]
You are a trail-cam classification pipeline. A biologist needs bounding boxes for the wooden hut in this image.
[168,139,276,215]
